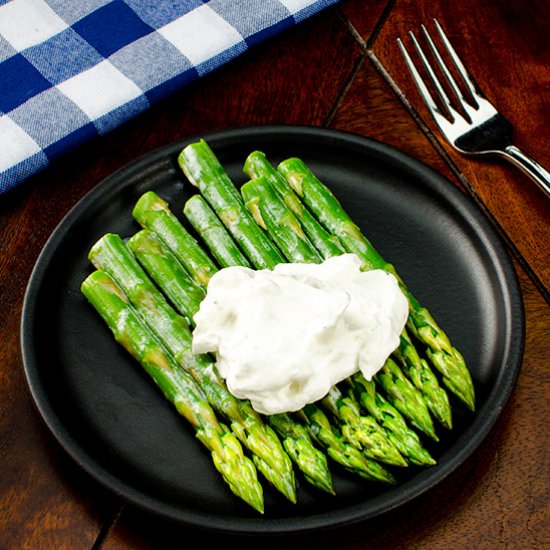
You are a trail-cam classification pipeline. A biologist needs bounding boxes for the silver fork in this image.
[398,19,550,198]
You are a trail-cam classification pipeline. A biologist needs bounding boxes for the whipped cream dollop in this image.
[191,254,409,415]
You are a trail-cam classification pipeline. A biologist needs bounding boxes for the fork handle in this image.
[501,145,550,198]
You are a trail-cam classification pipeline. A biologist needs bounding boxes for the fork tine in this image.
[433,18,479,106]
[406,30,461,122]
[397,37,442,118]
[421,23,472,112]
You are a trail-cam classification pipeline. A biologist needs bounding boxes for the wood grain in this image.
[0,197,119,548]
[329,49,460,188]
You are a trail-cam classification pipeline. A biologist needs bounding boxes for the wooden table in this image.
[2,0,548,547]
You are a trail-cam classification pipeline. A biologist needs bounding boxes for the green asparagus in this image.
[184,194,251,268]
[132,191,218,287]
[375,358,438,441]
[127,228,206,325]
[178,140,285,269]
[321,387,407,467]
[244,169,451,429]
[81,270,264,513]
[277,157,475,412]
[350,373,436,466]
[243,150,345,259]
[128,202,335,494]
[241,176,322,264]
[240,175,437,441]
[266,413,335,495]
[394,331,452,430]
[89,233,297,503]
[180,148,422,474]
[298,404,396,484]
[79,140,477,508]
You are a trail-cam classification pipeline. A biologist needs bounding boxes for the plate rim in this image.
[20,124,525,534]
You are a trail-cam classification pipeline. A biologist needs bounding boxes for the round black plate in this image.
[21,126,524,534]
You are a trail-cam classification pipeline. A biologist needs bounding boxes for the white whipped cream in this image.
[192,254,408,415]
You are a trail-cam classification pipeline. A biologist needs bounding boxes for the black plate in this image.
[21,126,524,534]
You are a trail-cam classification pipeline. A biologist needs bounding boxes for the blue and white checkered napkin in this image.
[0,0,339,194]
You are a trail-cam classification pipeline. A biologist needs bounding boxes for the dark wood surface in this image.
[1,0,548,548]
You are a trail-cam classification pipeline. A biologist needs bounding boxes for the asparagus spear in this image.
[240,175,437,440]
[243,150,345,260]
[132,191,218,287]
[81,270,264,513]
[126,217,335,494]
[266,413,335,495]
[89,233,297,503]
[321,387,407,467]
[183,194,251,268]
[177,140,285,270]
[127,228,205,325]
[127,229,205,324]
[350,373,436,466]
[375,358,438,441]
[133,191,214,289]
[297,404,396,484]
[241,176,322,264]
[394,331,452,430]
[277,157,475,412]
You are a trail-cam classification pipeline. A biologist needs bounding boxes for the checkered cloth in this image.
[0,0,340,194]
